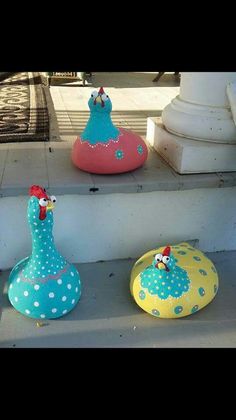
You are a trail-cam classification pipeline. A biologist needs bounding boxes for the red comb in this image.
[29,185,49,199]
[98,87,104,94]
[162,246,171,256]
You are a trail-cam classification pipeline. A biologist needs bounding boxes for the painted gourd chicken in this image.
[130,243,219,318]
[8,185,82,319]
[71,87,148,174]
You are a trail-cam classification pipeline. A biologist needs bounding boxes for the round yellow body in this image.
[130,242,219,318]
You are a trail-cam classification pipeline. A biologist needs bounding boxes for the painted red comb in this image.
[29,185,49,199]
[162,246,171,256]
[98,87,104,94]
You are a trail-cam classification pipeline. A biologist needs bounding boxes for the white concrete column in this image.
[147,72,236,173]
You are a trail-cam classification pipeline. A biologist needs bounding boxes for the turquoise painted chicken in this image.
[8,185,82,319]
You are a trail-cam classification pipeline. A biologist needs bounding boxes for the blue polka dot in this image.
[115,150,124,160]
[214,284,218,294]
[137,145,144,155]
[177,251,187,255]
[193,256,201,261]
[191,305,199,313]
[139,290,146,300]
[199,269,207,276]
[174,306,183,314]
[199,287,205,296]
[152,309,160,316]
[211,266,216,273]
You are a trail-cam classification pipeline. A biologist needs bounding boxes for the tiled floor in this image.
[1,250,236,347]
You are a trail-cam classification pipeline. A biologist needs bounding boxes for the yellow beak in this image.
[95,95,102,104]
[157,262,166,270]
[46,201,54,211]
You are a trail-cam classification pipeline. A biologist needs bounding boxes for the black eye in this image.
[50,195,57,203]
[91,91,98,98]
[162,256,170,264]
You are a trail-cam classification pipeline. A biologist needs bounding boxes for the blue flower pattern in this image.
[115,150,124,160]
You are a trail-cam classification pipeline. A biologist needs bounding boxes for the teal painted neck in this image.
[81,112,120,144]
[31,219,57,259]
[27,196,64,264]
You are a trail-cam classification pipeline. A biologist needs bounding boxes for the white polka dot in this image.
[70,272,74,277]
[162,282,165,285]
[10,284,13,289]
[42,275,45,278]
[34,301,39,307]
[67,284,72,290]
[40,314,46,318]
[62,296,67,302]
[17,278,20,283]
[25,309,30,314]
[57,279,62,285]
[24,291,29,297]
[49,292,54,298]
[34,285,40,291]
[62,310,67,314]
[75,287,78,293]
[35,229,38,233]
[14,297,18,302]
[52,308,57,313]
[72,299,75,304]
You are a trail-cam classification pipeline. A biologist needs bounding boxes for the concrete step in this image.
[0,250,235,347]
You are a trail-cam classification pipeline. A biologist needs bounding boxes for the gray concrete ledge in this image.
[1,141,236,198]
[1,250,236,347]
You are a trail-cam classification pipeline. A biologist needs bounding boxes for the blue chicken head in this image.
[152,246,176,272]
[27,185,57,231]
[88,87,112,114]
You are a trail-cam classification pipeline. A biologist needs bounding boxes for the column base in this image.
[147,117,236,174]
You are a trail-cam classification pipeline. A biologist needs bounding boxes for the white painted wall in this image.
[1,188,236,270]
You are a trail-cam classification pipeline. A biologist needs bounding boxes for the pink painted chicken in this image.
[71,87,148,174]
